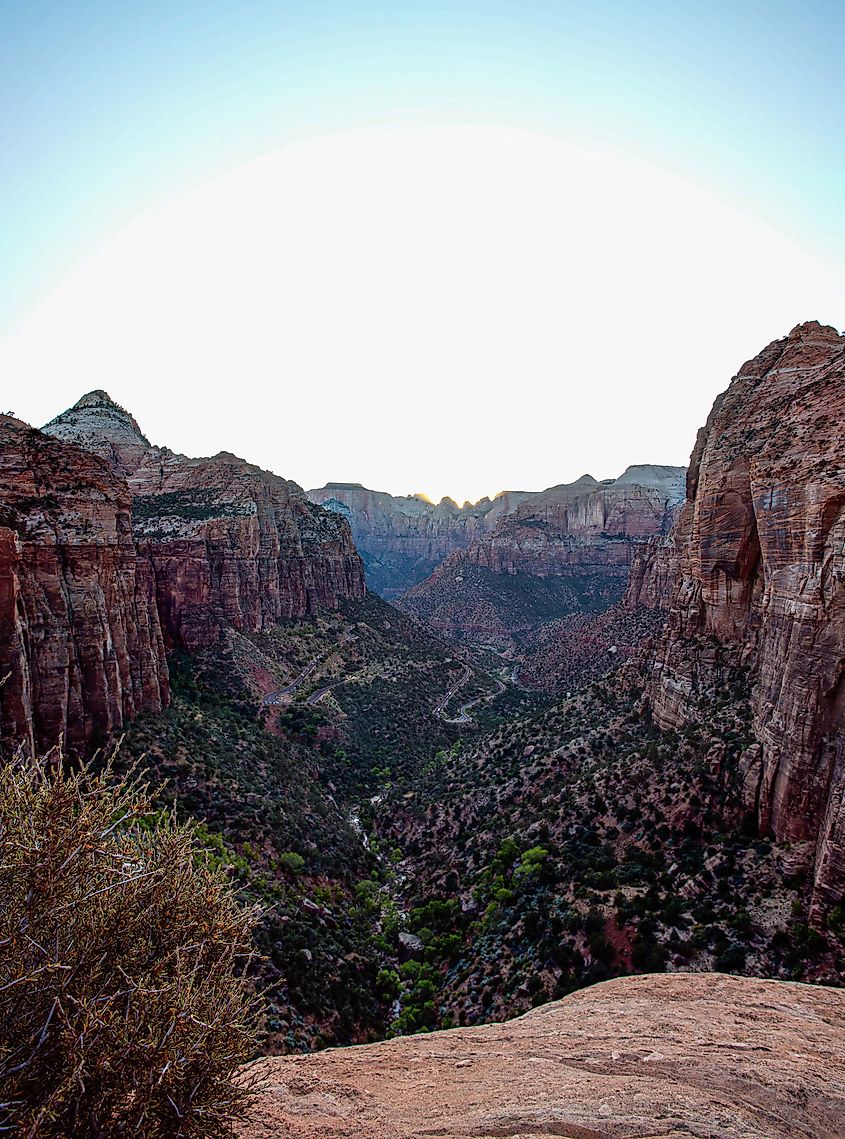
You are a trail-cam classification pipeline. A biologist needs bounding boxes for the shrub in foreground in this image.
[0,754,261,1137]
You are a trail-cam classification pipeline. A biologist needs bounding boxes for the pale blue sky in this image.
[3,0,844,332]
[2,1,844,499]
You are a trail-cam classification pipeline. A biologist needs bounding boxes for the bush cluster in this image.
[0,755,261,1138]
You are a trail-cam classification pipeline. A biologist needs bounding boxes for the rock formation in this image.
[0,392,366,756]
[641,321,845,915]
[239,972,845,1139]
[44,392,366,650]
[42,390,152,476]
[399,466,684,646]
[0,415,168,757]
[307,482,532,598]
[130,453,365,650]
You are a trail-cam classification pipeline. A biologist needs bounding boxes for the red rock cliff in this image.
[646,321,845,914]
[43,391,366,651]
[400,467,684,643]
[307,483,533,599]
[465,469,683,576]
[0,417,168,757]
[131,452,365,650]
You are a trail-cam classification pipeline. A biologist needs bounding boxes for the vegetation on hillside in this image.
[374,655,845,1028]
[120,649,395,1053]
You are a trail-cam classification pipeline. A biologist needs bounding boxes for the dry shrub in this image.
[0,753,262,1137]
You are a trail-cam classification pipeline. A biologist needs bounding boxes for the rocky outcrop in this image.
[0,416,168,757]
[43,393,367,651]
[464,468,684,575]
[131,453,365,650]
[43,389,152,476]
[399,466,684,646]
[646,321,845,915]
[239,972,845,1139]
[0,392,367,757]
[307,483,532,599]
[624,531,681,609]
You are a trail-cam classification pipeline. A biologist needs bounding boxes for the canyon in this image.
[398,465,684,649]
[307,482,533,599]
[310,469,684,623]
[2,321,845,1085]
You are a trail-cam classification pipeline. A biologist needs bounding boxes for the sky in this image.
[2,1,843,503]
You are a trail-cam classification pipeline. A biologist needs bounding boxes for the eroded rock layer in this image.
[43,391,367,651]
[0,416,168,756]
[0,392,366,755]
[131,453,366,649]
[646,321,845,913]
[308,482,532,598]
[239,972,845,1139]
[400,466,684,646]
[42,389,152,476]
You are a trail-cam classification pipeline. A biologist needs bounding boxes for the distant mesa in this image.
[309,468,685,602]
[397,465,685,647]
[307,482,535,599]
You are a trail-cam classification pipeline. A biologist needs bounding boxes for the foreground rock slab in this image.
[240,973,845,1139]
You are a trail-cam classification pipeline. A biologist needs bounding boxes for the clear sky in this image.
[2,1,843,502]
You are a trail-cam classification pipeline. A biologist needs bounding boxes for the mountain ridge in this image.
[1,394,366,756]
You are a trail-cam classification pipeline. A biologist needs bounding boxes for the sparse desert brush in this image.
[0,752,262,1138]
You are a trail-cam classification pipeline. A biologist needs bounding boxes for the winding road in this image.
[442,675,507,724]
[261,657,322,706]
[261,632,357,707]
[305,681,342,706]
[433,663,472,718]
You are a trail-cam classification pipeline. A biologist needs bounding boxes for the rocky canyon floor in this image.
[238,972,845,1139]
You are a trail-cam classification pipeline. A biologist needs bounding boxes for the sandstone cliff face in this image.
[0,392,366,757]
[131,453,365,650]
[0,416,168,757]
[42,390,152,476]
[307,482,532,599]
[399,466,684,645]
[647,321,845,914]
[44,392,367,651]
[464,469,684,575]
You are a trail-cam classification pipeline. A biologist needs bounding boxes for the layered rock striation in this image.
[307,482,532,599]
[399,466,684,645]
[0,393,365,756]
[44,391,366,651]
[132,453,365,650]
[643,321,845,914]
[0,416,168,757]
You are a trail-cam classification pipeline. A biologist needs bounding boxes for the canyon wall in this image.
[0,416,168,757]
[131,453,365,650]
[44,392,366,651]
[643,321,845,913]
[0,393,366,756]
[308,482,532,599]
[399,466,684,646]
